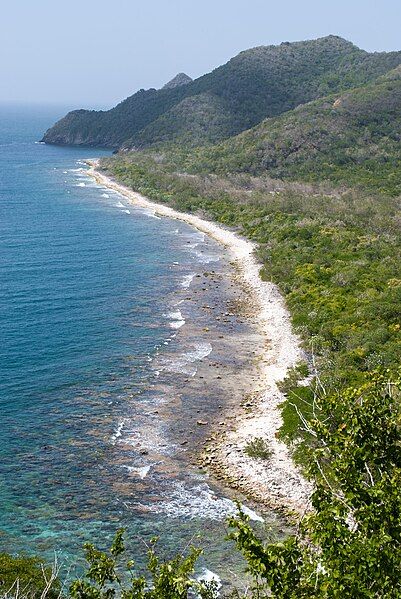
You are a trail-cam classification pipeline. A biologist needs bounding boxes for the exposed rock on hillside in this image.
[162,72,193,89]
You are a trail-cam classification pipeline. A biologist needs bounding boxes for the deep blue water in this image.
[0,106,269,581]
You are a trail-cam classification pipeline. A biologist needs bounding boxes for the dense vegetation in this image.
[185,65,401,196]
[0,553,60,598]
[42,36,401,149]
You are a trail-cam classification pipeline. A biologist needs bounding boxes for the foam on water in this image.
[181,273,196,288]
[197,569,222,594]
[160,341,212,376]
[125,465,151,479]
[111,420,126,445]
[166,309,186,329]
[139,207,161,219]
[140,481,264,522]
[193,249,220,264]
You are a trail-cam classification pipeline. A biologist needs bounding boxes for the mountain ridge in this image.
[186,63,401,195]
[42,35,401,150]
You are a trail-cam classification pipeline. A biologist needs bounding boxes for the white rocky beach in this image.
[86,158,312,514]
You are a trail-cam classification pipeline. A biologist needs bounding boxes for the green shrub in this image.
[244,438,272,460]
[0,553,60,599]
[230,372,401,598]
[69,530,218,599]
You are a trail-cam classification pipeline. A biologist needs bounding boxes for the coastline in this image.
[86,158,312,515]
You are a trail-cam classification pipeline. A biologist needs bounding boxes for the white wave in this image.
[168,310,183,320]
[160,341,212,376]
[63,171,68,174]
[115,201,125,208]
[76,182,86,187]
[34,141,45,145]
[137,207,161,219]
[121,422,178,456]
[181,273,196,288]
[126,465,151,479]
[140,481,264,522]
[101,193,110,198]
[197,569,222,594]
[241,505,264,523]
[122,209,131,214]
[193,250,220,264]
[185,341,212,363]
[111,420,125,445]
[166,310,185,329]
[187,231,205,243]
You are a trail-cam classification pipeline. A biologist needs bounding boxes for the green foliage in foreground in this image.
[4,374,401,597]
[230,372,401,598]
[69,531,218,599]
[0,553,60,599]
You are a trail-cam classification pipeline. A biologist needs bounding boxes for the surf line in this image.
[85,158,312,514]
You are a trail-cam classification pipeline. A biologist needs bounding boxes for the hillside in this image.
[42,36,401,149]
[187,64,401,195]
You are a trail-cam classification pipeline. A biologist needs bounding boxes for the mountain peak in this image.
[162,73,193,90]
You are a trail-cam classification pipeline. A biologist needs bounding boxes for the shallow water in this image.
[0,106,282,585]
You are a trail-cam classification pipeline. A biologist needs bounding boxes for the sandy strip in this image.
[86,159,312,514]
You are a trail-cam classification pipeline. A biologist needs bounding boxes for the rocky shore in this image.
[86,159,312,516]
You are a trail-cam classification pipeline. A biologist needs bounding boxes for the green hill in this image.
[42,36,401,149]
[189,65,401,195]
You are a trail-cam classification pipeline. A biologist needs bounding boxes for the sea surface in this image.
[0,106,276,585]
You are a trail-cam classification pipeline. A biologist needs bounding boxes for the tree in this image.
[229,372,401,598]
[69,530,218,599]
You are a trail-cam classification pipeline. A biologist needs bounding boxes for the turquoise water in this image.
[0,106,271,581]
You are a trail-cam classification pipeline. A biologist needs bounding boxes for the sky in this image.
[2,0,401,109]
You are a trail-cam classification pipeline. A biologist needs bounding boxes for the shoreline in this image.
[86,158,312,515]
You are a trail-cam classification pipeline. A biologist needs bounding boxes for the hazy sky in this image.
[2,0,401,108]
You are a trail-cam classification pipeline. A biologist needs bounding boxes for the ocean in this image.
[0,105,277,584]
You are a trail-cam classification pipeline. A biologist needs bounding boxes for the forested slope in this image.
[188,64,401,195]
[42,36,401,149]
